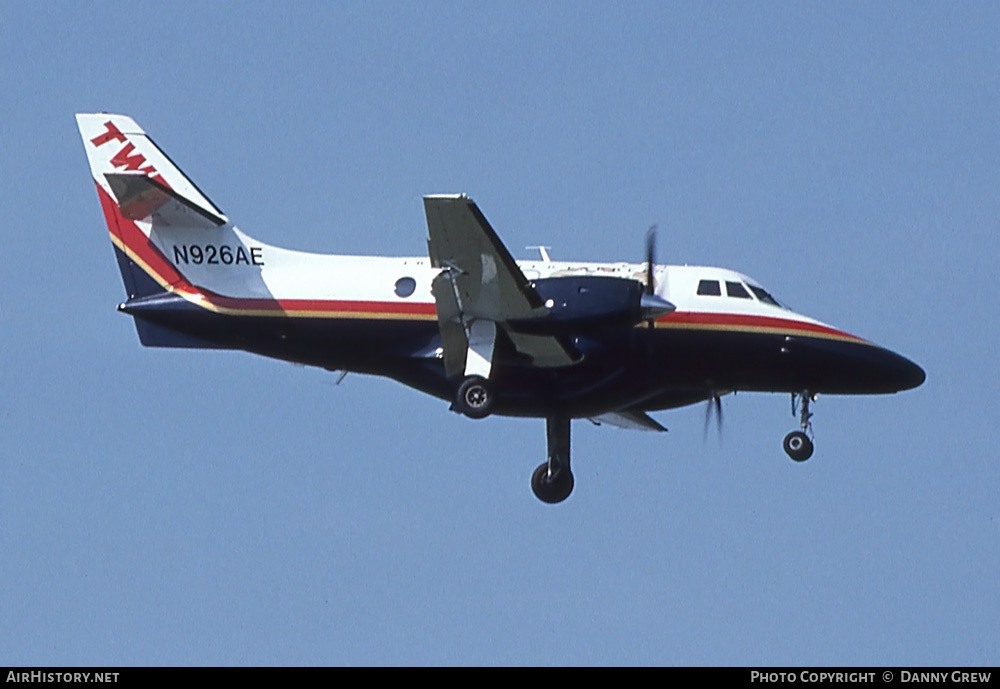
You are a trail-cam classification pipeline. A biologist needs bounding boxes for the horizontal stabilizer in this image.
[105,172,226,228]
[76,113,229,226]
[590,410,667,432]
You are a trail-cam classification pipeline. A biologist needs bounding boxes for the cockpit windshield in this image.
[694,274,789,309]
[748,285,785,308]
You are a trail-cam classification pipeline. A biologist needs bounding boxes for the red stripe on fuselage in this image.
[202,291,437,316]
[657,310,866,343]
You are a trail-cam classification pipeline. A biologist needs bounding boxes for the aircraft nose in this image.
[880,348,926,392]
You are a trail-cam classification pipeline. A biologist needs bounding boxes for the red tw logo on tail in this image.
[90,121,169,188]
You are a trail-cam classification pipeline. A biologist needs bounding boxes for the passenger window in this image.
[697,280,721,296]
[726,281,751,299]
[394,277,416,298]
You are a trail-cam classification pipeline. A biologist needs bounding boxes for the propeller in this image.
[645,224,657,296]
[639,224,675,326]
[702,392,724,442]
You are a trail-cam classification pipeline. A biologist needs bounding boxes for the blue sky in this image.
[1,2,997,665]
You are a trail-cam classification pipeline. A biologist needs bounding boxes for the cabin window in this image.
[394,277,416,298]
[697,280,721,296]
[726,281,752,299]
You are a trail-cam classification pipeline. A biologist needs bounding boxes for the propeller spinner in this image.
[639,225,675,325]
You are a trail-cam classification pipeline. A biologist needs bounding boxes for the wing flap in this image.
[430,271,468,377]
[503,329,577,368]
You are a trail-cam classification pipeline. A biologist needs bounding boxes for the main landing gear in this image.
[454,375,495,419]
[452,376,573,503]
[783,391,815,462]
[531,416,574,504]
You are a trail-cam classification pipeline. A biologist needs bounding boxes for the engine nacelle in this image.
[509,276,673,334]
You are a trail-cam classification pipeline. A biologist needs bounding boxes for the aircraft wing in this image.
[105,172,226,229]
[590,410,668,432]
[425,195,543,321]
[424,195,575,377]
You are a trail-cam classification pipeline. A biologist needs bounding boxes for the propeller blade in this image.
[702,393,724,442]
[644,225,661,330]
[714,394,723,440]
[645,225,657,295]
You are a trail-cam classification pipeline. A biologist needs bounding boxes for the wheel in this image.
[454,375,495,419]
[783,431,814,462]
[531,462,574,504]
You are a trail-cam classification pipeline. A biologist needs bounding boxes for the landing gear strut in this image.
[531,416,574,504]
[783,391,815,462]
[454,375,495,419]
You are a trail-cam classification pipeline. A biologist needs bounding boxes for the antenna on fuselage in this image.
[526,246,552,262]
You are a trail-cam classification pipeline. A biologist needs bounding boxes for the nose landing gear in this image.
[783,430,813,461]
[783,391,815,462]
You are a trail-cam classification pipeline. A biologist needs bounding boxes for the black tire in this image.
[531,462,574,504]
[783,431,814,462]
[455,376,495,419]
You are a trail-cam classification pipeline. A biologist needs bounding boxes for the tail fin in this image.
[76,113,229,300]
[77,114,245,349]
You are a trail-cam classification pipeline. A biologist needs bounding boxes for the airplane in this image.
[76,113,925,504]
